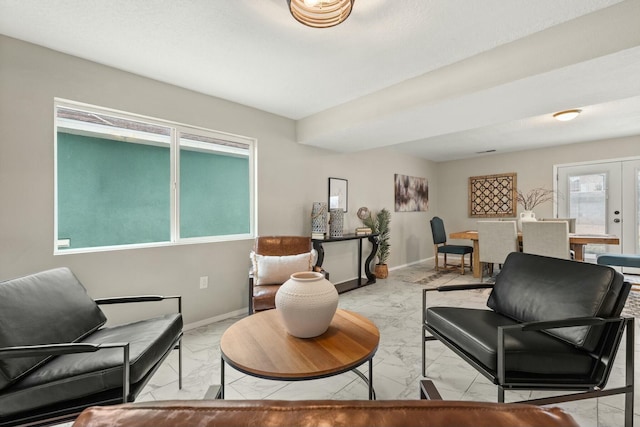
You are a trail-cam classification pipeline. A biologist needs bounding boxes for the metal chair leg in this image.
[178,337,183,389]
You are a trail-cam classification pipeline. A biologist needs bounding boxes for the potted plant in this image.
[361,208,391,279]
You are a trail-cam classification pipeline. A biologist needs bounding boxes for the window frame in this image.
[54,99,256,255]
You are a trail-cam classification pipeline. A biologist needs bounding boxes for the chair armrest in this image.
[496,316,631,386]
[422,284,494,323]
[0,342,133,403]
[427,283,495,293]
[95,295,181,313]
[500,315,627,333]
[0,342,127,358]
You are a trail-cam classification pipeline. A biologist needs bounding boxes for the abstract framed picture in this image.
[394,174,428,212]
[468,172,517,217]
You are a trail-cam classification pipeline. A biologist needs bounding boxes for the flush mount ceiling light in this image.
[553,109,582,122]
[287,0,354,28]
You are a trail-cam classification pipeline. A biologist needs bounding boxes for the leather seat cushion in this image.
[426,307,595,376]
[438,245,473,255]
[252,284,280,311]
[0,313,182,417]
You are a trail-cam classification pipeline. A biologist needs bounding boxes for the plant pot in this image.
[374,263,389,279]
[275,271,338,338]
[518,210,537,231]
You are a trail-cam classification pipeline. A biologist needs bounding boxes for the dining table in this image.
[449,230,620,278]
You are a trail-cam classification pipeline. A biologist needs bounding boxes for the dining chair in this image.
[430,217,473,275]
[522,221,571,260]
[539,217,576,233]
[477,221,518,281]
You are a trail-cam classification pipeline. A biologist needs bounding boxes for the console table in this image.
[312,233,379,293]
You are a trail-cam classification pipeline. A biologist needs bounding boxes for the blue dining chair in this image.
[430,217,473,274]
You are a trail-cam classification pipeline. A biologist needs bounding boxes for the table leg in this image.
[313,241,325,268]
[351,361,376,400]
[220,357,225,399]
[369,358,374,400]
[364,235,379,284]
[572,243,585,261]
[472,240,481,278]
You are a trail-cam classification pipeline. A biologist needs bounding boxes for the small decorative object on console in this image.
[311,201,328,236]
[329,208,344,237]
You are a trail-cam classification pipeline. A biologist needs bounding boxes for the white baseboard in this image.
[184,307,247,331]
[389,257,434,271]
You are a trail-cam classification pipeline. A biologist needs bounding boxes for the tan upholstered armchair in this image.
[249,236,325,315]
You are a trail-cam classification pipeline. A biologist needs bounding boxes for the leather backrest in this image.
[0,268,107,390]
[487,252,628,351]
[430,217,446,245]
[72,400,579,427]
[255,236,311,256]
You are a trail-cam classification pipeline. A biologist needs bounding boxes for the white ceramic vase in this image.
[275,271,339,338]
[518,210,537,231]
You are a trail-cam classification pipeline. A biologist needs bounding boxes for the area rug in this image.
[409,270,452,285]
[622,290,640,317]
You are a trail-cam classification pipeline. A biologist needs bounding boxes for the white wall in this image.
[0,36,436,325]
[436,135,640,244]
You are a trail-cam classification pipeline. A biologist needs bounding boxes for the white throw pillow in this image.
[251,251,315,286]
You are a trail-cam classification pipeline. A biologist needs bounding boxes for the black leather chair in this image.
[430,217,473,274]
[422,252,634,427]
[0,268,183,427]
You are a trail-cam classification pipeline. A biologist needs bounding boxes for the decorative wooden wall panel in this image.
[468,173,517,218]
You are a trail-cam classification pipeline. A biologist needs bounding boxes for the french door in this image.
[557,159,640,274]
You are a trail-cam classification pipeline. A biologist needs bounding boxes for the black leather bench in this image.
[0,268,183,426]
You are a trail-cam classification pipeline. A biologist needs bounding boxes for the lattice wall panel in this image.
[468,173,517,218]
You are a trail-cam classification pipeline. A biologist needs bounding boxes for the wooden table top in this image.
[220,309,380,380]
[449,230,620,245]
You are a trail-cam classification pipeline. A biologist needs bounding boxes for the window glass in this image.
[55,102,254,253]
[179,132,250,238]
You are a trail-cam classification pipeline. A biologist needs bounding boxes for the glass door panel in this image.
[558,162,622,262]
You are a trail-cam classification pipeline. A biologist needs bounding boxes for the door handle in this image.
[613,218,621,223]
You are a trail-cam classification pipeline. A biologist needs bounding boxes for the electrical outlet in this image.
[199,276,208,289]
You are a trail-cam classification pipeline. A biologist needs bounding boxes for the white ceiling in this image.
[1,0,639,161]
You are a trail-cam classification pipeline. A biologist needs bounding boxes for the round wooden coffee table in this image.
[219,309,380,399]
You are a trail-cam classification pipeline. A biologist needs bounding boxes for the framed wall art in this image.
[394,174,428,212]
[468,172,517,218]
[328,177,348,212]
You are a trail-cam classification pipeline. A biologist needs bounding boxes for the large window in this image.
[55,100,255,253]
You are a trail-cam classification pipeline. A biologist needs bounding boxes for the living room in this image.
[1,2,640,425]
[1,0,639,327]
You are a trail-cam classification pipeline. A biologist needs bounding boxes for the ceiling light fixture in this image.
[287,0,354,28]
[553,109,582,122]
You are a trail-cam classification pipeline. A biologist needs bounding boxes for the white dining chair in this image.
[477,221,519,281]
[522,221,571,260]
[539,217,576,233]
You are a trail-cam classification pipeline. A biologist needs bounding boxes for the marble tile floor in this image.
[130,260,640,427]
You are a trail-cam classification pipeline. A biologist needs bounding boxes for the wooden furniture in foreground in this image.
[219,309,380,400]
[449,230,620,278]
[312,233,379,293]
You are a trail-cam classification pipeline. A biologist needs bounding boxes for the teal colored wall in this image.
[180,149,250,237]
[57,133,249,249]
